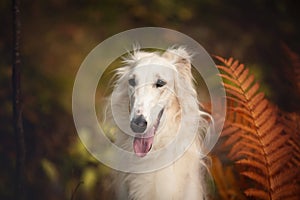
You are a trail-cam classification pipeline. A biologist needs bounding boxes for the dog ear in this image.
[162,47,192,75]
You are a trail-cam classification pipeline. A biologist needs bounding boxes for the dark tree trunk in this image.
[12,0,26,199]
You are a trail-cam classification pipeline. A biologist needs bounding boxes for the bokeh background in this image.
[1,0,299,199]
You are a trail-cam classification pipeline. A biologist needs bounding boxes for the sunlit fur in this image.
[107,47,210,200]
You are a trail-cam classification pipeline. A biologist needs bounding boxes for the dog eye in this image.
[155,79,166,88]
[128,78,136,87]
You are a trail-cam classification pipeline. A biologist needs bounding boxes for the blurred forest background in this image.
[1,0,299,199]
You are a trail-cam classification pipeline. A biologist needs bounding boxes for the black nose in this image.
[130,115,147,133]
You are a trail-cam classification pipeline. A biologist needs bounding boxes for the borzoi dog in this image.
[107,47,210,200]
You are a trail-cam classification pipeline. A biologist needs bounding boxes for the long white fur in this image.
[107,46,210,200]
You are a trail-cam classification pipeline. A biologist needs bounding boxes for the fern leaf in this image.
[241,74,255,92]
[235,150,264,162]
[214,55,226,63]
[282,43,300,91]
[272,184,299,200]
[219,73,241,86]
[216,56,298,200]
[252,99,269,118]
[258,114,277,136]
[256,108,273,127]
[223,87,246,102]
[244,188,269,200]
[228,141,263,159]
[268,146,292,166]
[228,107,252,122]
[269,147,293,176]
[224,130,261,149]
[251,92,265,109]
[211,157,247,200]
[237,67,249,84]
[235,62,245,76]
[241,171,268,187]
[223,83,244,96]
[236,159,268,176]
[223,130,243,146]
[271,169,298,191]
[279,111,300,167]
[221,125,240,137]
[264,134,290,154]
[245,82,259,99]
[226,96,247,107]
[261,125,283,147]
[234,134,260,146]
[230,59,239,70]
[230,122,257,135]
[217,65,235,77]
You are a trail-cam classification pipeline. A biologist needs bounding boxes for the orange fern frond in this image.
[244,188,269,200]
[241,171,268,186]
[216,56,300,199]
[281,43,300,91]
[278,111,300,170]
[211,156,246,200]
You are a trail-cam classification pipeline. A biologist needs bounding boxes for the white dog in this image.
[106,46,210,200]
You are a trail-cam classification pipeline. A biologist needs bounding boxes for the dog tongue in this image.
[133,126,155,157]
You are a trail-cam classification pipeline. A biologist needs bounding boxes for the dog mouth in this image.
[133,109,164,157]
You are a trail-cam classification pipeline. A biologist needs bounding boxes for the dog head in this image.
[116,47,194,157]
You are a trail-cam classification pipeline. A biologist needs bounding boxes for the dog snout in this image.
[130,115,147,133]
